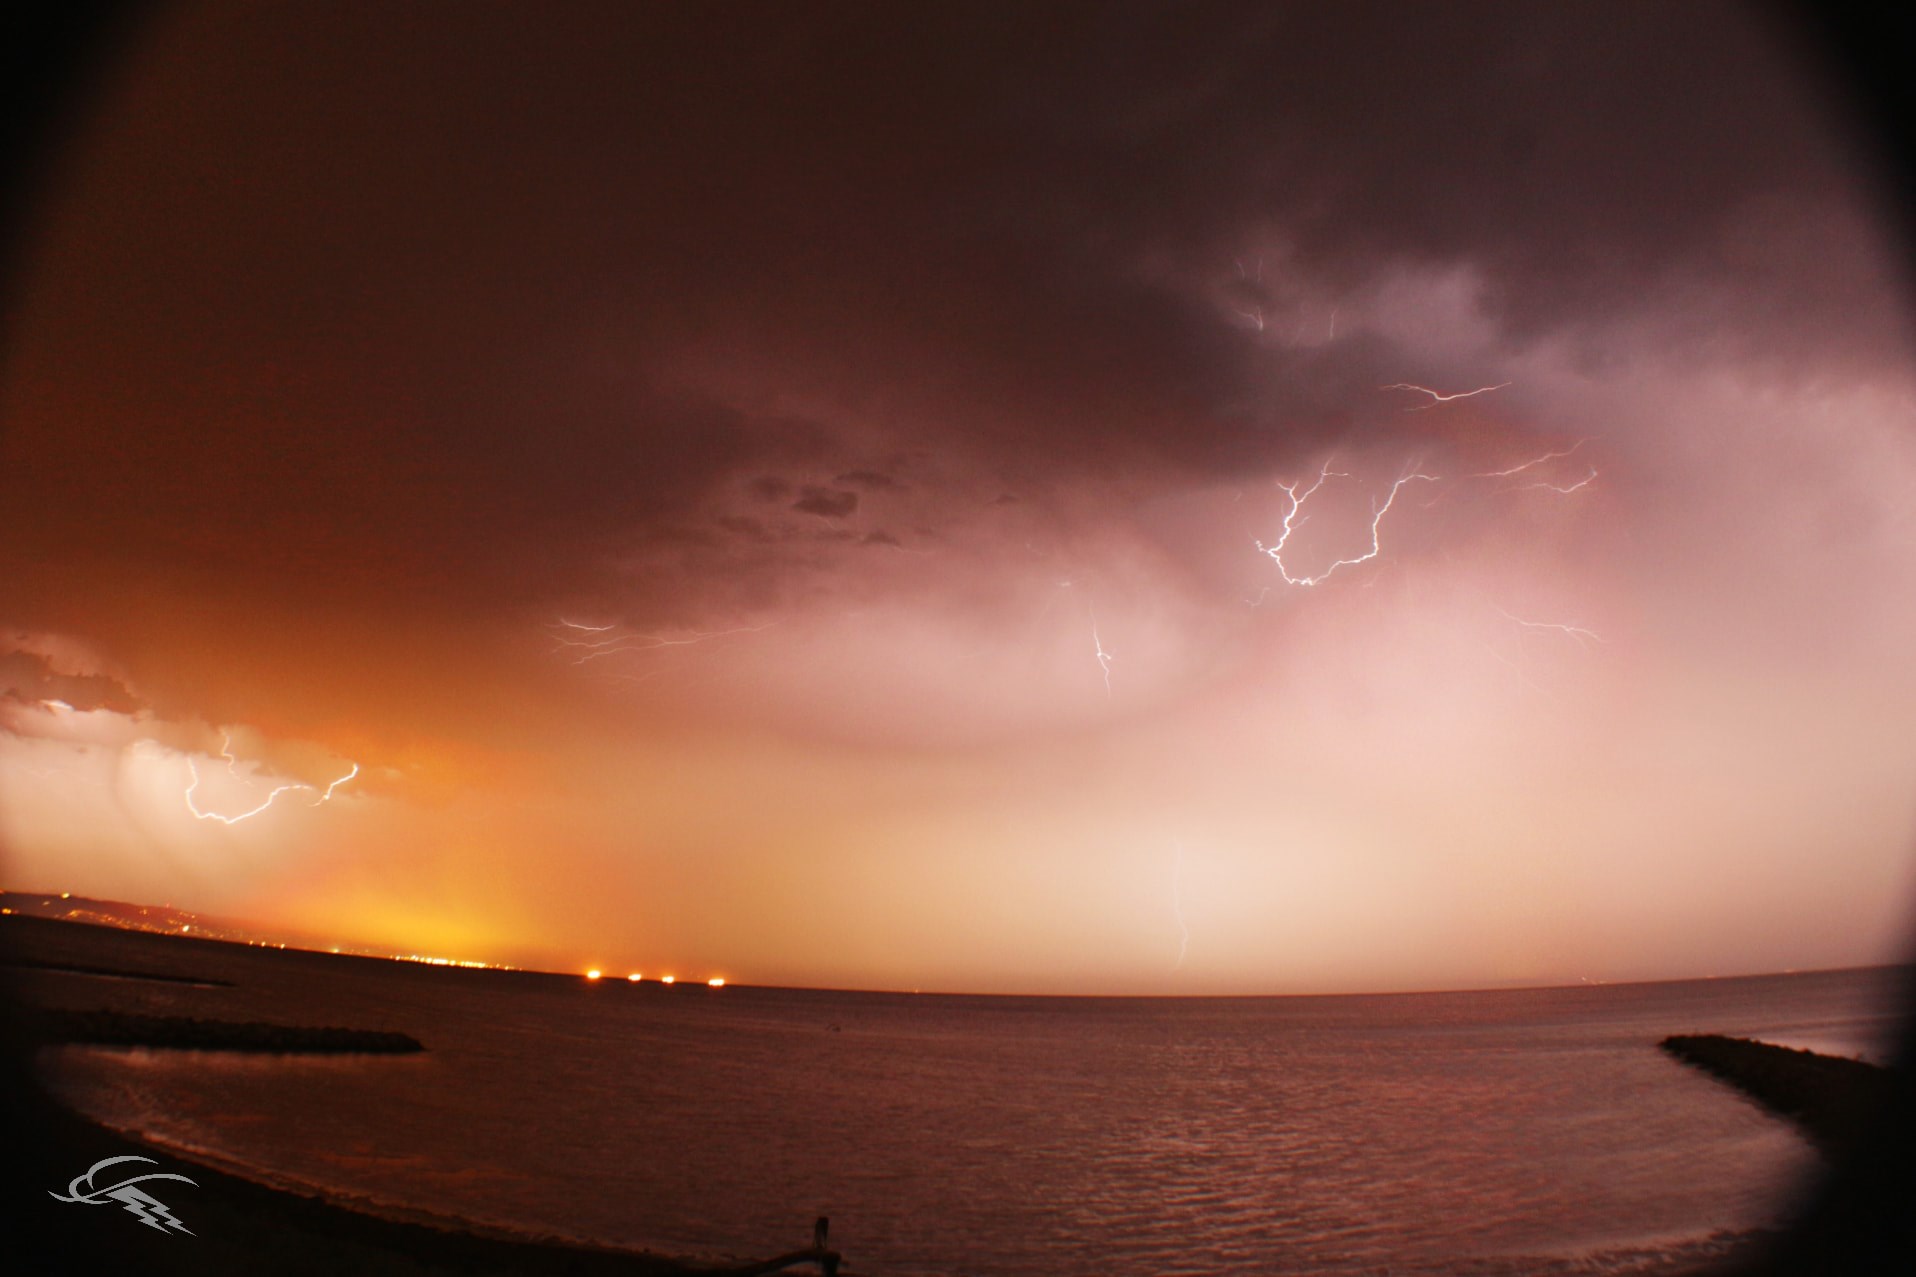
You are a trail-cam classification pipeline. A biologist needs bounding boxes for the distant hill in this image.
[0,888,352,955]
[0,889,215,936]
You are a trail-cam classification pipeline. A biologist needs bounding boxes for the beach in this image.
[6,912,1911,1275]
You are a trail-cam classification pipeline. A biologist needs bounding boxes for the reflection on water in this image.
[20,929,1907,1275]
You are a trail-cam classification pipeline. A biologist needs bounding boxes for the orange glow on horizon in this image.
[627,973,641,982]
[707,977,725,988]
[660,975,675,984]
[585,968,602,980]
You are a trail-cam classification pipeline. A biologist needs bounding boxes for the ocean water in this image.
[15,927,1910,1275]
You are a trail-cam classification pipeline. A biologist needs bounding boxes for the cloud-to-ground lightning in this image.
[1091,615,1114,697]
[1171,845,1190,971]
[1254,462,1439,586]
[184,733,358,825]
[1381,381,1511,410]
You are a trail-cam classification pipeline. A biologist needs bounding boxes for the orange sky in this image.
[4,3,1916,994]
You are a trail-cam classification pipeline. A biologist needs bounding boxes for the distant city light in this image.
[585,969,602,980]
[707,977,725,988]
[627,973,642,982]
[660,975,675,984]
[388,952,493,969]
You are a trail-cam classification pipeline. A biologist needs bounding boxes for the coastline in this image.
[8,1066,841,1275]
[7,912,1909,1274]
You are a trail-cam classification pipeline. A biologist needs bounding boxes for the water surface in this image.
[22,930,1907,1274]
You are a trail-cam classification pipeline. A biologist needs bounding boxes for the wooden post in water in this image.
[729,1215,841,1275]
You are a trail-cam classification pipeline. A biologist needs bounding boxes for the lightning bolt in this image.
[1230,258,1265,331]
[1524,468,1598,495]
[1497,607,1605,648]
[1255,461,1439,587]
[1091,614,1114,697]
[1381,381,1511,410]
[315,761,360,803]
[1171,846,1190,971]
[1468,440,1599,495]
[185,760,302,824]
[184,734,357,825]
[1473,440,1585,478]
[548,619,775,665]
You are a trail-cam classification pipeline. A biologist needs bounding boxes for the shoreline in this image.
[10,1068,842,1275]
[9,910,1910,1273]
[6,902,1911,1002]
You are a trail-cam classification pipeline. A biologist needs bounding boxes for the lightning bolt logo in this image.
[50,1155,197,1235]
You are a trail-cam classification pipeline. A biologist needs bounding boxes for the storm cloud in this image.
[3,3,1913,992]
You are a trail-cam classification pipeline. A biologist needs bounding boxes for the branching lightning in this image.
[1525,468,1598,495]
[1091,614,1114,697]
[1254,461,1439,586]
[1469,440,1599,495]
[1381,381,1511,410]
[1473,440,1584,478]
[1232,257,1265,332]
[548,619,775,665]
[185,761,302,824]
[184,734,358,825]
[1496,607,1605,649]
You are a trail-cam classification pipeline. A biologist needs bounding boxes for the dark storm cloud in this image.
[791,487,859,520]
[1,1,1885,626]
[0,648,142,715]
[713,514,773,542]
[836,471,903,491]
[747,477,795,504]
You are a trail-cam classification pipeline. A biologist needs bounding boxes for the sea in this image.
[12,922,1911,1275]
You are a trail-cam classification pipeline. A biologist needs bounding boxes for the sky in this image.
[4,2,1916,995]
